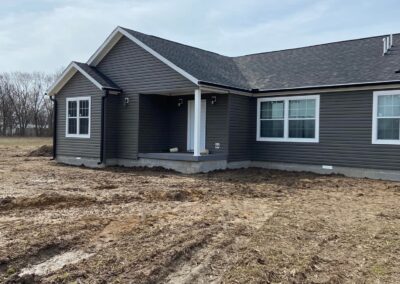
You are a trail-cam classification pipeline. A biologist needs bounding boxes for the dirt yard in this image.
[0,138,399,283]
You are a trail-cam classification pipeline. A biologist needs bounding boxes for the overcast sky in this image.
[1,0,399,73]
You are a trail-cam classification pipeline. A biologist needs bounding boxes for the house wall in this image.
[227,94,252,162]
[138,94,170,152]
[55,72,103,159]
[250,90,400,171]
[104,94,120,159]
[95,36,196,160]
[138,93,229,154]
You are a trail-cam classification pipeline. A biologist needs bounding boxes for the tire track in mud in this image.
[162,200,277,284]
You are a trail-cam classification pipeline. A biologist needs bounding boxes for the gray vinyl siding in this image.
[104,95,120,159]
[138,94,229,154]
[96,36,196,160]
[228,94,252,162]
[168,96,188,151]
[205,94,229,154]
[251,90,400,171]
[56,72,102,159]
[138,95,170,152]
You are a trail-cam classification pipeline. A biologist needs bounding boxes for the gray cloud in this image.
[0,0,399,73]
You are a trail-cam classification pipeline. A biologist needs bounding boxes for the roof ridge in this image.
[234,33,400,58]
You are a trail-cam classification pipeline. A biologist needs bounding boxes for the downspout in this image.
[98,90,108,165]
[48,94,57,160]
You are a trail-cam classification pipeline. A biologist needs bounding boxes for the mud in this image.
[0,139,399,283]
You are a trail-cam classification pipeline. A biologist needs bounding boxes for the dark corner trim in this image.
[98,90,108,165]
[49,94,57,160]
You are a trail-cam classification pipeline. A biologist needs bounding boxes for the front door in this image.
[187,100,206,152]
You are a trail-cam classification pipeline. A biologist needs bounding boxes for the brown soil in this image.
[27,145,53,157]
[0,139,399,283]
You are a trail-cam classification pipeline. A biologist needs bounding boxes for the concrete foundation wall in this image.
[57,156,400,181]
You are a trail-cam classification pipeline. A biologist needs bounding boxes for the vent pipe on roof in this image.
[383,35,393,56]
[383,37,387,55]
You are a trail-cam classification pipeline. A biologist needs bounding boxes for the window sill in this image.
[372,139,400,145]
[66,135,91,139]
[257,137,319,143]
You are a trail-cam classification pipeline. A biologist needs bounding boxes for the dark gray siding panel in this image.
[168,96,188,151]
[228,94,252,162]
[138,94,228,154]
[252,91,400,170]
[105,95,120,159]
[97,36,196,159]
[205,94,229,154]
[56,72,102,159]
[138,95,170,152]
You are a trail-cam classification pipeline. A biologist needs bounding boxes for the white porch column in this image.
[193,88,201,156]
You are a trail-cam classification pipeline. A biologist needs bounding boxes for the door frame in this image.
[187,99,206,152]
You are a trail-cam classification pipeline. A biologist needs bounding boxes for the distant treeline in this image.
[0,71,59,137]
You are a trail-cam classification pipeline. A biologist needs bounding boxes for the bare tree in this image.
[28,72,55,136]
[0,74,15,136]
[6,73,32,136]
[0,70,59,137]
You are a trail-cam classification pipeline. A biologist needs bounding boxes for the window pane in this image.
[289,120,315,138]
[79,118,89,135]
[260,120,284,138]
[68,118,77,134]
[68,101,77,117]
[260,101,284,119]
[289,99,315,118]
[79,100,89,117]
[378,95,400,117]
[377,118,399,140]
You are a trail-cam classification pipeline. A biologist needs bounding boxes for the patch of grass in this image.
[0,137,52,147]
[6,266,16,276]
[371,264,388,277]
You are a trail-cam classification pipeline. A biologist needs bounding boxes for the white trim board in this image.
[87,26,199,85]
[372,90,400,145]
[48,62,104,96]
[256,95,320,143]
[66,96,91,139]
[187,99,206,151]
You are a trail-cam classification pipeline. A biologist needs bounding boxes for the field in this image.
[0,138,399,283]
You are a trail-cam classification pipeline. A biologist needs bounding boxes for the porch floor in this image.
[138,152,227,162]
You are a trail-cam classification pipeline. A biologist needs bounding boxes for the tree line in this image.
[0,72,59,137]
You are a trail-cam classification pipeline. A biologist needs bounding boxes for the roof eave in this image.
[257,80,400,94]
[47,62,120,96]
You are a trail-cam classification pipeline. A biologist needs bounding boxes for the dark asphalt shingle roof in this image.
[123,28,251,90]
[74,62,121,91]
[121,27,400,91]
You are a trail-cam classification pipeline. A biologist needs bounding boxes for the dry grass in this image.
[0,139,399,283]
[0,137,51,147]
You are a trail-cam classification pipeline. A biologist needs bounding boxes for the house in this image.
[47,27,400,180]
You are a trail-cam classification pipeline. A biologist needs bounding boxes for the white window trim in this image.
[66,96,91,138]
[256,95,320,143]
[372,90,400,145]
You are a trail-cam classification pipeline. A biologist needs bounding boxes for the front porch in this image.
[137,89,229,160]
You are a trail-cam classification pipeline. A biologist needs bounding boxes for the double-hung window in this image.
[372,90,400,144]
[257,95,320,142]
[66,97,91,138]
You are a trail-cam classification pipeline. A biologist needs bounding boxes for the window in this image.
[66,97,91,138]
[257,95,320,142]
[372,90,400,144]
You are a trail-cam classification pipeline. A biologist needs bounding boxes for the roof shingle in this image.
[121,27,400,92]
